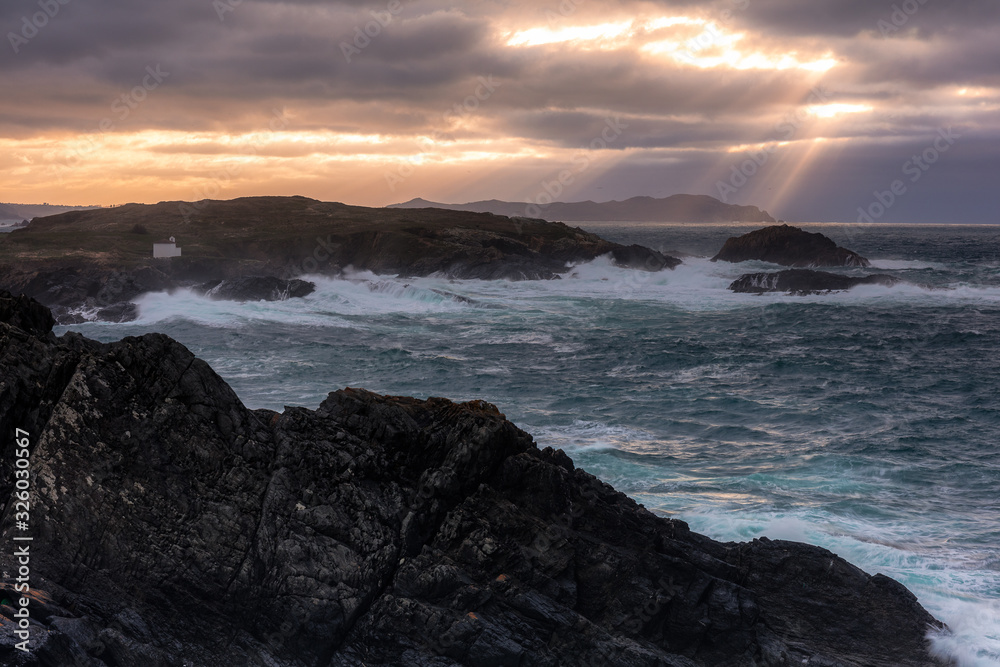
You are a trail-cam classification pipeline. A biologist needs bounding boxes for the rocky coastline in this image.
[0,197,680,324]
[0,292,948,666]
[0,199,915,325]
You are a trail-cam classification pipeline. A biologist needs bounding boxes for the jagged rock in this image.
[610,244,681,271]
[712,225,870,267]
[0,293,947,666]
[94,302,139,323]
[730,269,901,294]
[0,292,55,336]
[194,276,316,301]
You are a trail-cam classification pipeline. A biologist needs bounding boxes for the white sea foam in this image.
[673,509,1000,667]
[117,254,1000,331]
[867,258,943,270]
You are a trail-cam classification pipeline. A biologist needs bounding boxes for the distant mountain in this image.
[0,202,104,221]
[388,194,776,223]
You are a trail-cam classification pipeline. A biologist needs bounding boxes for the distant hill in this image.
[388,194,776,223]
[0,203,22,221]
[0,202,104,221]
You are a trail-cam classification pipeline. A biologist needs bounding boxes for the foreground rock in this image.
[194,276,316,301]
[712,224,870,267]
[730,269,901,294]
[0,294,946,666]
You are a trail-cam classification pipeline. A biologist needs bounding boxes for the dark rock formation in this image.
[611,244,680,271]
[0,292,55,335]
[0,293,947,666]
[194,276,316,302]
[328,223,679,280]
[712,225,870,267]
[730,269,901,295]
[3,266,171,325]
[93,302,139,323]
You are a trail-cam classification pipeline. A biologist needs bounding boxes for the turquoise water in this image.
[62,223,1000,665]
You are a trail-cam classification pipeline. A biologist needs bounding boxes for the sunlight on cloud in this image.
[807,103,873,118]
[506,16,839,73]
[505,16,704,49]
[506,21,634,47]
[643,23,837,72]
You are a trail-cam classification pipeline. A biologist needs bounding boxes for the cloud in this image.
[0,0,996,221]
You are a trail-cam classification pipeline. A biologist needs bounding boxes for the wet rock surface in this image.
[712,225,870,267]
[194,276,317,302]
[730,269,901,294]
[0,293,947,666]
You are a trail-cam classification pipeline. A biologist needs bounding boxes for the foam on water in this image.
[675,509,1000,666]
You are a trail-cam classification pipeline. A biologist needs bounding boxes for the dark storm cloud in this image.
[724,0,1000,38]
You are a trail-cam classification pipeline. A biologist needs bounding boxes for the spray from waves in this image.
[122,253,1000,330]
[132,274,493,327]
[868,259,945,271]
[675,510,1000,667]
[527,412,1000,667]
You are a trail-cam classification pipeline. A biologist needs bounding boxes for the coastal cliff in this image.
[0,292,947,666]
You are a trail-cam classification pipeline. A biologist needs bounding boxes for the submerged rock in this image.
[194,276,316,301]
[94,302,138,323]
[0,293,946,666]
[730,269,901,294]
[712,224,870,267]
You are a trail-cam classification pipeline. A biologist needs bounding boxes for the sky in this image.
[1,0,997,223]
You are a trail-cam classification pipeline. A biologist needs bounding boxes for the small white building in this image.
[153,236,182,258]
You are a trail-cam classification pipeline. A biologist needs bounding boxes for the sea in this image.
[57,222,1000,666]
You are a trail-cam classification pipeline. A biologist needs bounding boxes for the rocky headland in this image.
[0,292,949,666]
[0,196,679,324]
[712,225,870,268]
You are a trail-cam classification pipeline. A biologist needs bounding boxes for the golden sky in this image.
[1,0,997,221]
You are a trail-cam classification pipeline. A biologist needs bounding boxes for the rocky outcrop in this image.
[730,269,901,294]
[328,224,680,280]
[712,225,870,267]
[194,276,316,301]
[0,293,946,666]
[1,266,173,325]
